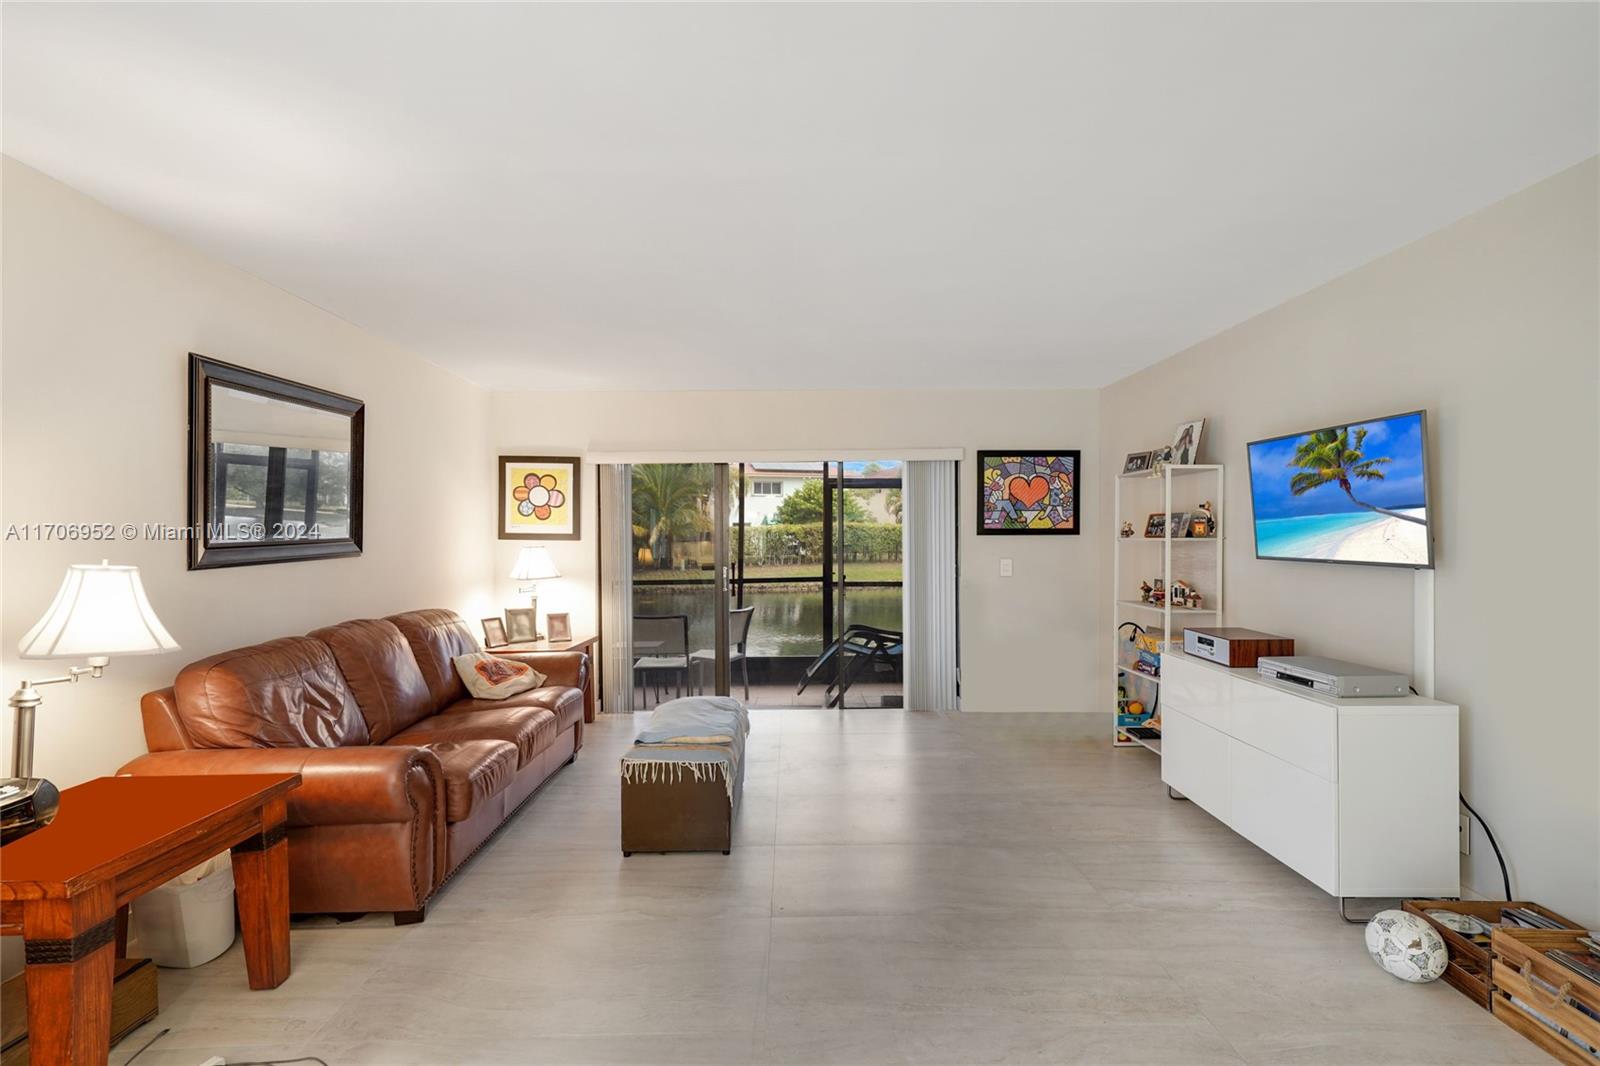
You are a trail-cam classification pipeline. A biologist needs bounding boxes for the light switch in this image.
[1000,558,1013,577]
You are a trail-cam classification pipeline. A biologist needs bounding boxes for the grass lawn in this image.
[634,560,904,583]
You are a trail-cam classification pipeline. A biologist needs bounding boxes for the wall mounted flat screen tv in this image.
[1247,410,1434,569]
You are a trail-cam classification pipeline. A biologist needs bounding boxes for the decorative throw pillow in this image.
[452,653,545,700]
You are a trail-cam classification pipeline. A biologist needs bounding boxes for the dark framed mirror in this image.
[188,353,364,570]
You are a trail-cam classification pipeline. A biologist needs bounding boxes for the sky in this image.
[1248,411,1428,519]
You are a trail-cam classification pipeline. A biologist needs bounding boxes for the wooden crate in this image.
[1404,900,1583,1009]
[0,956,159,1065]
[1490,928,1600,1065]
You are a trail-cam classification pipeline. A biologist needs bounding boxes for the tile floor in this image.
[109,711,1543,1065]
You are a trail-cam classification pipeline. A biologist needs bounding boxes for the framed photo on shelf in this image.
[504,607,539,643]
[1169,512,1191,538]
[1121,450,1154,476]
[481,617,508,648]
[1149,445,1174,474]
[1144,512,1166,538]
[545,612,572,643]
[1170,419,1205,465]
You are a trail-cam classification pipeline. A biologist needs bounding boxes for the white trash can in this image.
[129,852,237,968]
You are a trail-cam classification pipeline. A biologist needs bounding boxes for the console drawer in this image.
[1228,739,1337,893]
[1161,654,1232,734]
[1227,675,1337,781]
[1161,706,1230,821]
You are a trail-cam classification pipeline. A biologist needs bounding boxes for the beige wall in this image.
[489,388,1102,713]
[0,158,499,788]
[1099,159,1600,923]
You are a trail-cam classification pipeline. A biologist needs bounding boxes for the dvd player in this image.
[1255,655,1409,698]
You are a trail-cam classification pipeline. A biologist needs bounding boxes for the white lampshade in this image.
[510,546,560,582]
[18,561,180,659]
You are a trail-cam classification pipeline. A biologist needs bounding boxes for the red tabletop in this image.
[0,774,299,895]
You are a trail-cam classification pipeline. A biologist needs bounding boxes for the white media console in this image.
[1161,652,1460,903]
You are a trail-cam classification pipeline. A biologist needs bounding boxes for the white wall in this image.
[489,388,1102,713]
[1099,158,1600,924]
[0,158,499,788]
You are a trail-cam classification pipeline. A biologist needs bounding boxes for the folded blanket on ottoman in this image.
[622,696,749,802]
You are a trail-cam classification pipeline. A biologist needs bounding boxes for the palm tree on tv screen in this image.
[1287,426,1424,525]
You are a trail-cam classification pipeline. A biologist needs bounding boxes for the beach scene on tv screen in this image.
[1249,412,1430,566]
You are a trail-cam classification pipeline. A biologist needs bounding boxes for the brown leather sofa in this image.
[119,609,587,923]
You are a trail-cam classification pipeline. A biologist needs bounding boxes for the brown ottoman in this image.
[619,698,748,855]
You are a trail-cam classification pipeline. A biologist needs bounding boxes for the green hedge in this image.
[744,522,902,564]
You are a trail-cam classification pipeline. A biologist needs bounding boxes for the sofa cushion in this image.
[425,739,518,823]
[310,619,434,743]
[174,636,370,749]
[388,609,479,712]
[388,706,558,769]
[447,687,583,734]
[452,652,545,700]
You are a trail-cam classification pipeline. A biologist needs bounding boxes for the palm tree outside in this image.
[631,463,713,568]
[1287,427,1425,525]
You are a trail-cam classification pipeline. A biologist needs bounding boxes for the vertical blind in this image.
[598,464,635,714]
[902,459,959,711]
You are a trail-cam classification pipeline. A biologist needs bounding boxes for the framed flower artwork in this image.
[498,455,580,540]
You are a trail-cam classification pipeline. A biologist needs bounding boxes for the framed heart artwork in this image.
[976,451,1081,535]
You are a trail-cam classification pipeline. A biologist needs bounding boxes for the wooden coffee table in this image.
[0,773,300,1064]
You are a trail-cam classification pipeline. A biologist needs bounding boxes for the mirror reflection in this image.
[207,384,354,545]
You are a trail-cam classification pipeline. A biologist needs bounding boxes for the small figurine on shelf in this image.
[1120,521,1136,539]
[1188,591,1203,610]
[1170,580,1196,607]
[1192,500,1216,538]
[1150,583,1166,606]
[1138,579,1154,603]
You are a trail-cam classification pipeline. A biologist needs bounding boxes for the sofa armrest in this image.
[119,746,443,827]
[498,650,588,690]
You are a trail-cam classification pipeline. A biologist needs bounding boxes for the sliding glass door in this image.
[622,459,903,710]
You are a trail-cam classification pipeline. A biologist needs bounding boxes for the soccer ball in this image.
[1364,910,1448,983]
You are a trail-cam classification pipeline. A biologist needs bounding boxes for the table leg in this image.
[231,796,291,990]
[21,881,116,1065]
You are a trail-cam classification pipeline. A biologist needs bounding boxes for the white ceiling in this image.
[5,3,1596,392]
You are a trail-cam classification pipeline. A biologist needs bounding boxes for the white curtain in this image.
[599,464,635,714]
[902,460,959,711]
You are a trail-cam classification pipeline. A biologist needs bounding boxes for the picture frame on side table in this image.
[505,607,539,643]
[482,617,508,648]
[545,612,572,643]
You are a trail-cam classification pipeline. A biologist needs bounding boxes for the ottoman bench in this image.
[621,696,749,855]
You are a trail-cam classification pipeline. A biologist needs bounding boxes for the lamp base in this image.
[0,777,60,845]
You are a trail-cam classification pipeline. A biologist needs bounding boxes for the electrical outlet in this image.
[1459,813,1471,855]
[999,558,1013,577]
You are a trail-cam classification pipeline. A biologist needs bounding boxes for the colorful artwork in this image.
[976,451,1080,535]
[498,455,580,540]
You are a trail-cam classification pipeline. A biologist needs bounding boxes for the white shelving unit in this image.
[1112,463,1224,749]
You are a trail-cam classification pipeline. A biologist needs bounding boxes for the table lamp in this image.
[510,545,560,638]
[3,561,179,843]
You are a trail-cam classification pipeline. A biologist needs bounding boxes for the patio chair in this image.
[689,605,755,700]
[633,613,691,708]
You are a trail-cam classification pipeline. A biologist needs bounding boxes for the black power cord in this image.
[1460,791,1513,901]
[1409,686,1514,901]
